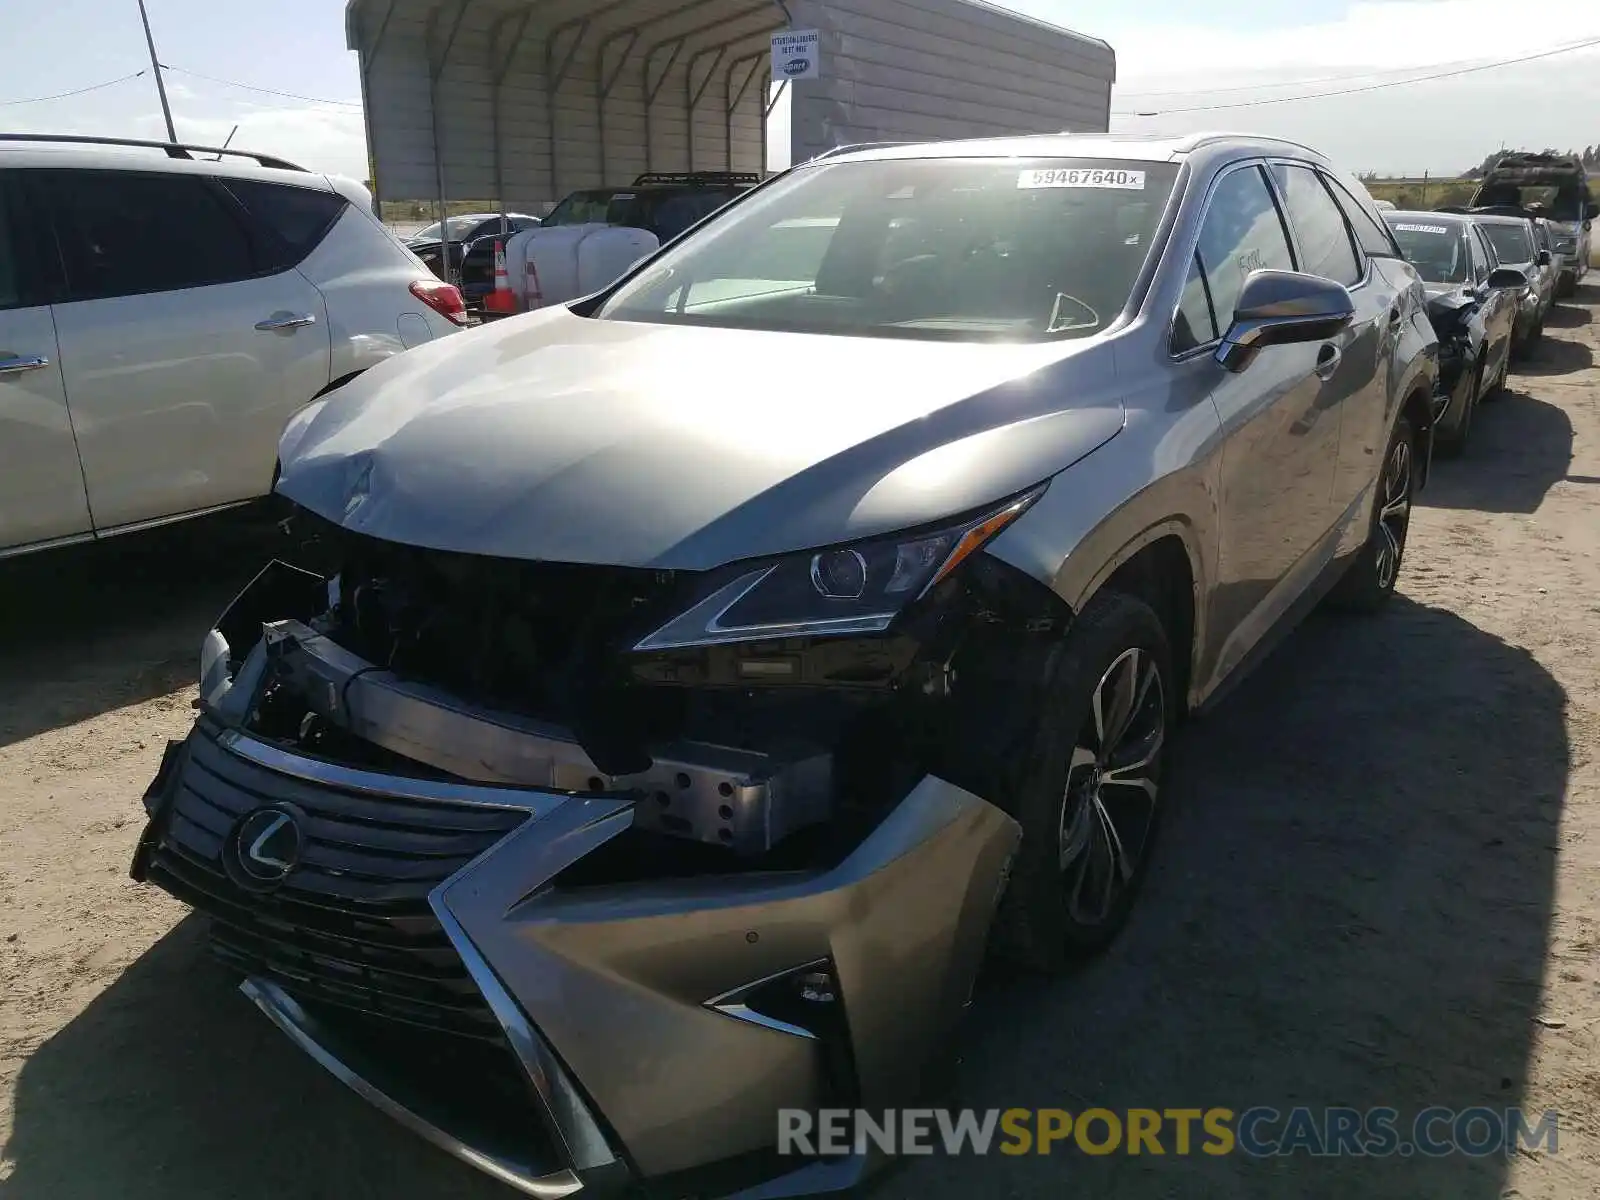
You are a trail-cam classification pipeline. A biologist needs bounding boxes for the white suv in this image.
[0,134,467,559]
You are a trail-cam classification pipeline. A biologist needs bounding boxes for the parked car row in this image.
[1380,163,1589,457]
[130,131,1454,1199]
[427,171,760,311]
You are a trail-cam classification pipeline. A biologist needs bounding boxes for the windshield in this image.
[597,158,1180,341]
[1473,180,1586,222]
[1386,219,1470,284]
[1482,223,1534,264]
[544,190,625,226]
[413,216,486,241]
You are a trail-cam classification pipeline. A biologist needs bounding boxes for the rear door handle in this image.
[1314,343,1342,380]
[0,354,49,376]
[255,312,317,332]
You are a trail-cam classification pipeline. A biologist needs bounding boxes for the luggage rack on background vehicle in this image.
[0,131,306,171]
[628,171,763,187]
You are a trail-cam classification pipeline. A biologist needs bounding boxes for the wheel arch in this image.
[1070,520,1205,713]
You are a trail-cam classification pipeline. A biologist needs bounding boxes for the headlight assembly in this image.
[633,486,1046,651]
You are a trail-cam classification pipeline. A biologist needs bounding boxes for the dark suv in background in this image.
[458,171,759,308]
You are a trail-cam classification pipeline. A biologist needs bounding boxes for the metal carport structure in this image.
[345,0,1116,216]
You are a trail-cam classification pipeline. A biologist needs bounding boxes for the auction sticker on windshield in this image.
[1018,168,1145,190]
[1393,223,1450,235]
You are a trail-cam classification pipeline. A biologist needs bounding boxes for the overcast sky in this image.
[9,0,1600,182]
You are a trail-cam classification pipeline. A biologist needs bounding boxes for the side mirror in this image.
[1537,249,1552,267]
[1587,201,1599,220]
[1487,265,1528,290]
[1214,269,1355,373]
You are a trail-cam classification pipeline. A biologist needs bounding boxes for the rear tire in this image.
[990,590,1174,972]
[1329,414,1416,613]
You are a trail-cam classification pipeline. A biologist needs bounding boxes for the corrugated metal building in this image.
[345,0,1115,212]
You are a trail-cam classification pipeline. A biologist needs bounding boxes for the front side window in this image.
[1272,163,1362,286]
[1171,252,1217,353]
[1481,222,1534,264]
[1467,227,1492,280]
[1385,219,1470,284]
[44,170,257,301]
[1190,164,1296,336]
[599,158,1179,341]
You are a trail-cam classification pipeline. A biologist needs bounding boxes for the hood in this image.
[275,308,1125,570]
[1423,282,1472,304]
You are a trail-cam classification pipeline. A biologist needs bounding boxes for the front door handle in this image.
[1314,343,1342,380]
[0,354,50,376]
[255,312,317,332]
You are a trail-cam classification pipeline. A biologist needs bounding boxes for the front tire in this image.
[1435,362,1478,458]
[1329,413,1416,613]
[991,590,1174,971]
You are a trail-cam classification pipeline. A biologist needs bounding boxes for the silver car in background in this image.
[0,134,467,560]
[1474,212,1555,353]
[133,132,1438,1198]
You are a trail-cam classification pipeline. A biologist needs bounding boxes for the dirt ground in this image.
[4,294,1600,1200]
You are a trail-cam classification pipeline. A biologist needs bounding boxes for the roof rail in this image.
[806,142,915,163]
[629,170,762,187]
[0,132,306,171]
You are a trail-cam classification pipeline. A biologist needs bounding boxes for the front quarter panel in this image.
[440,777,1020,1179]
[987,318,1224,705]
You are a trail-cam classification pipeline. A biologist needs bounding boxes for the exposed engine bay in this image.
[203,506,1070,870]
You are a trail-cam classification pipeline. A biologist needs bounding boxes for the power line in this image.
[161,64,362,109]
[0,70,148,107]
[1115,35,1600,116]
[1117,43,1597,99]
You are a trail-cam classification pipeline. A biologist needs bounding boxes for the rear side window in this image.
[44,170,257,301]
[222,179,347,267]
[1272,163,1362,286]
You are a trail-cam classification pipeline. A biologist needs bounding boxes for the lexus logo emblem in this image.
[229,805,306,889]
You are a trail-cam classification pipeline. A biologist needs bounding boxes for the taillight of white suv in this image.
[409,279,470,326]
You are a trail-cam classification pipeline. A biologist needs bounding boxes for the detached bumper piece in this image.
[132,559,1023,1199]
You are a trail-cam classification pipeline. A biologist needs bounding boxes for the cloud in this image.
[1081,0,1600,173]
[128,104,368,180]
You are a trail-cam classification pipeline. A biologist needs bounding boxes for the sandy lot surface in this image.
[4,294,1600,1199]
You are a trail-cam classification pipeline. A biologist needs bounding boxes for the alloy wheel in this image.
[1374,436,1412,590]
[1058,647,1166,925]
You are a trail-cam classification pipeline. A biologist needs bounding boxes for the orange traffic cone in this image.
[524,256,543,310]
[483,241,517,315]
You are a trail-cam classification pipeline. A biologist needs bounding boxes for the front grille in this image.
[145,721,529,1041]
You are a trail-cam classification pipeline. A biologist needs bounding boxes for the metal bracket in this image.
[725,51,766,171]
[426,0,472,81]
[424,0,473,264]
[489,8,536,231]
[491,7,535,84]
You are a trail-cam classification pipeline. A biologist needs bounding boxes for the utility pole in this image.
[135,0,177,143]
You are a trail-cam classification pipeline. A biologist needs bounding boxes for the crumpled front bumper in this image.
[131,578,1020,1198]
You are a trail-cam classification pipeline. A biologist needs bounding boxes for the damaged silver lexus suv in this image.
[132,134,1438,1198]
